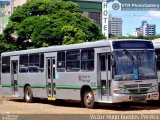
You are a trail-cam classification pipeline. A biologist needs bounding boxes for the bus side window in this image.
[19,55,28,73]
[29,54,40,73]
[81,49,94,71]
[57,51,65,72]
[40,53,44,72]
[2,56,10,73]
[66,50,80,72]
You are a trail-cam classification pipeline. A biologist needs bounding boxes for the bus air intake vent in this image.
[124,83,152,94]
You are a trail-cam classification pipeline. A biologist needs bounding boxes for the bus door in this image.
[46,57,56,98]
[99,53,111,101]
[11,60,18,95]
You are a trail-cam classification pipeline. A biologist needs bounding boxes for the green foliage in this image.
[3,0,104,50]
[110,35,160,40]
[0,34,17,54]
[61,25,85,45]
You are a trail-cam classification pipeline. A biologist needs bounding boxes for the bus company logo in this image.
[78,75,90,83]
[2,112,18,120]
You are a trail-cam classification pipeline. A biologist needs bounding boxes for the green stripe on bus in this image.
[1,84,158,94]
[18,84,46,88]
[0,84,107,90]
[31,85,46,88]
[55,85,110,90]
[18,84,25,87]
[56,85,81,89]
[1,84,46,88]
[1,84,12,87]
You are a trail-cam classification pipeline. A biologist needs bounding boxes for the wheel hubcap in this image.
[86,92,93,105]
[26,90,31,101]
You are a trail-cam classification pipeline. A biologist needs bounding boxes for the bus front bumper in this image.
[112,92,159,103]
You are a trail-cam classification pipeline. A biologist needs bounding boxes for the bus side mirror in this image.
[156,55,158,60]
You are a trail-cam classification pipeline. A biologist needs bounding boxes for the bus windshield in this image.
[113,50,157,80]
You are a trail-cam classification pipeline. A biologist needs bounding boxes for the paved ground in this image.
[0,96,160,119]
[1,86,160,120]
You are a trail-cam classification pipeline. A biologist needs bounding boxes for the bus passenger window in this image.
[40,53,44,72]
[57,51,65,72]
[29,54,40,73]
[81,49,94,71]
[20,55,28,73]
[66,50,80,72]
[2,56,10,73]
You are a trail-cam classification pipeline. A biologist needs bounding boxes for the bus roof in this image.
[1,39,151,56]
[152,39,160,49]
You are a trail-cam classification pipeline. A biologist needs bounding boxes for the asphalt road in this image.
[1,86,160,120]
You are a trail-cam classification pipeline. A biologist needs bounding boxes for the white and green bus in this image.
[0,39,159,108]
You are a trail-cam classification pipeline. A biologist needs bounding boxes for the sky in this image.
[110,10,160,36]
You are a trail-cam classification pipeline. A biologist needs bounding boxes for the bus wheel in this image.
[24,86,34,103]
[84,90,96,109]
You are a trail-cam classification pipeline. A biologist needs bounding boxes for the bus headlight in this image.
[149,85,158,92]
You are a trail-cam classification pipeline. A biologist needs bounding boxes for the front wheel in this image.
[24,86,34,103]
[83,90,96,109]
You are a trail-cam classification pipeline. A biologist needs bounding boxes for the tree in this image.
[110,35,160,40]
[3,0,104,49]
[0,34,17,54]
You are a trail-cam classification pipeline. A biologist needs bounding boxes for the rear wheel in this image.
[24,86,34,103]
[83,90,96,109]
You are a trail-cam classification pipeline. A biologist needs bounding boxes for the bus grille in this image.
[132,95,147,100]
[124,83,152,94]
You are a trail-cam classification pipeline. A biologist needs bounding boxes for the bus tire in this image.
[24,86,34,103]
[83,90,96,109]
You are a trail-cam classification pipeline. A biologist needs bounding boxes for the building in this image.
[109,15,122,37]
[74,0,122,37]
[133,28,142,36]
[0,1,10,33]
[0,0,28,33]
[133,21,156,36]
[4,0,28,15]
[142,22,156,36]
[73,0,102,28]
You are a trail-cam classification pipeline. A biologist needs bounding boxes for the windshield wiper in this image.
[123,49,135,65]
